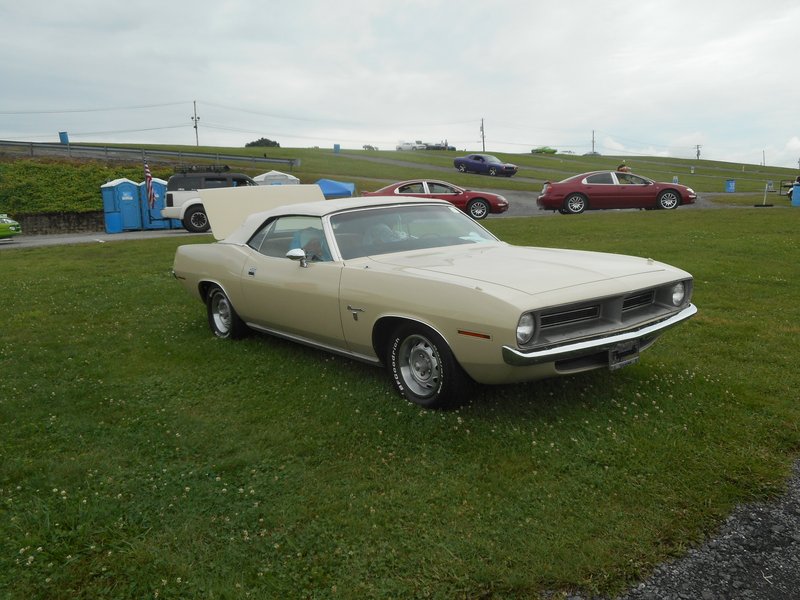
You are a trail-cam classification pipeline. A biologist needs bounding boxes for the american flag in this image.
[144,161,156,208]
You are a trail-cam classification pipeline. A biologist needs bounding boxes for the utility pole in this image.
[591,130,596,154]
[695,144,701,160]
[480,118,485,152]
[191,100,200,146]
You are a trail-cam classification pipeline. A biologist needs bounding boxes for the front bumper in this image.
[501,304,697,367]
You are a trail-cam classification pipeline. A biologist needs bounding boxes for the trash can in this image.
[333,144,340,154]
[725,179,736,193]
[793,183,800,207]
[58,131,70,144]
[672,176,679,183]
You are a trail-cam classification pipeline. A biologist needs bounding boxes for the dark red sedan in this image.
[537,171,697,214]
[363,179,509,220]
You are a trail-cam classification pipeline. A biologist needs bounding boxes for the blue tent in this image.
[315,178,355,199]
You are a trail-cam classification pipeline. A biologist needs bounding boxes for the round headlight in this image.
[671,282,686,306]
[516,313,535,345]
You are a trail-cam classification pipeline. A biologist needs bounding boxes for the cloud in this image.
[1,0,799,167]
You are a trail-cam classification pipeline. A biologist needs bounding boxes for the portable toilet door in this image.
[138,177,171,230]
[100,178,141,232]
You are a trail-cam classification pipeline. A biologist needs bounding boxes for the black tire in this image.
[183,205,210,233]
[564,194,587,214]
[206,286,248,339]
[467,199,490,220]
[488,166,498,176]
[456,163,467,173]
[658,190,680,210]
[387,323,468,409]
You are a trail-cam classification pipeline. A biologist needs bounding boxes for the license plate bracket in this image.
[609,340,640,371]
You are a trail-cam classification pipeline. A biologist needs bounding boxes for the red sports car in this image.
[537,171,697,214]
[363,179,509,220]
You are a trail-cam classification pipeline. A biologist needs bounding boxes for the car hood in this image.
[365,243,679,296]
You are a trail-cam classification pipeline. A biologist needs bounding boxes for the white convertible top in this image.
[199,184,451,241]
[220,194,451,244]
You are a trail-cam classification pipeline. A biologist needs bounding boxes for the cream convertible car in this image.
[172,196,697,408]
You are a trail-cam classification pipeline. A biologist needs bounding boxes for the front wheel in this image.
[467,199,490,220]
[658,191,680,210]
[564,194,587,214]
[183,205,210,233]
[387,323,468,409]
[488,167,498,176]
[206,286,248,339]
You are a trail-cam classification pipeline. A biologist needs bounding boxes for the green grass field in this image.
[2,207,799,599]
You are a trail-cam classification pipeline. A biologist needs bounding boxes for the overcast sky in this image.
[2,0,799,167]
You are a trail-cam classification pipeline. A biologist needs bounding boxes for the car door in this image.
[427,182,464,210]
[469,155,487,173]
[613,173,652,208]
[582,172,616,207]
[237,215,347,349]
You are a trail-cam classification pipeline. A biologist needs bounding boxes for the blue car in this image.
[453,154,518,177]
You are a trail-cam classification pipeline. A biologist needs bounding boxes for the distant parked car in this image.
[454,154,518,177]
[0,214,21,240]
[531,146,557,154]
[537,171,697,214]
[396,141,426,151]
[363,179,509,220]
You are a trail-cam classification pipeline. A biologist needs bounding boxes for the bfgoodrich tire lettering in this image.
[387,323,467,409]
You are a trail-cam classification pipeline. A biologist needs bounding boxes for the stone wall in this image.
[16,212,105,235]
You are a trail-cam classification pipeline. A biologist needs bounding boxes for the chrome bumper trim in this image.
[502,304,697,367]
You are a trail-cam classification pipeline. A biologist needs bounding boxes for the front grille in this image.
[623,290,655,311]
[541,305,600,328]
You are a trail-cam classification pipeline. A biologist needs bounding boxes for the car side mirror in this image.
[286,247,309,268]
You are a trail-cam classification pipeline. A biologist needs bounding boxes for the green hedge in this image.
[0,159,172,214]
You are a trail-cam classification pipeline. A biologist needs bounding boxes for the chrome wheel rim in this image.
[398,334,440,398]
[211,293,232,334]
[470,202,488,219]
[567,196,584,213]
[660,193,678,209]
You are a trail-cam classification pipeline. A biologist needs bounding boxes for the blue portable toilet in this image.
[138,177,173,230]
[100,178,142,232]
[793,183,800,207]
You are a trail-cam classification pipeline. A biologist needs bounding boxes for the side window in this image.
[203,177,229,189]
[585,173,614,184]
[428,183,454,194]
[398,183,425,194]
[248,216,329,260]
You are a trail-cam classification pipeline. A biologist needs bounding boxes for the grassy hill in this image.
[1,143,797,215]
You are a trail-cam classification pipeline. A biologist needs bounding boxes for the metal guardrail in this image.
[0,140,300,169]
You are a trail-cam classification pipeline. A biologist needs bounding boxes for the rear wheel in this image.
[206,286,248,339]
[658,191,680,210]
[467,199,490,220]
[457,163,467,173]
[564,194,587,214]
[387,323,467,409]
[183,205,210,233]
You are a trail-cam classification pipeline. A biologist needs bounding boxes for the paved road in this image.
[0,193,754,251]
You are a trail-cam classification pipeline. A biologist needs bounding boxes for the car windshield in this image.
[330,204,497,259]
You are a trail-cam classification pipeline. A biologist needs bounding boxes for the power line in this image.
[0,102,190,115]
